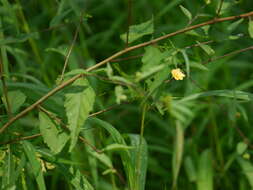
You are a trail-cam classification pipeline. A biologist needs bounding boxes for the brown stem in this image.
[0,59,12,118]
[59,12,84,83]
[203,46,253,64]
[1,11,253,134]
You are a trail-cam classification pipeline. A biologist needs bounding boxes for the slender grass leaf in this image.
[22,141,46,190]
[237,157,253,188]
[228,18,244,32]
[196,41,215,55]
[1,90,26,113]
[64,78,95,151]
[120,17,154,43]
[86,118,134,188]
[179,90,251,102]
[197,149,213,190]
[128,134,148,190]
[179,5,192,21]
[172,121,184,189]
[102,144,133,152]
[88,151,113,168]
[181,50,190,77]
[1,146,15,190]
[39,111,69,154]
[248,18,253,38]
[184,156,197,182]
[0,32,39,45]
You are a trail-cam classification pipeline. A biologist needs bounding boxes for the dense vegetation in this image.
[0,0,253,189]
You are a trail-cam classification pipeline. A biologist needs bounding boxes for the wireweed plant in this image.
[0,0,253,189]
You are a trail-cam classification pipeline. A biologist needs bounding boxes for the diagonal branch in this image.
[1,11,253,134]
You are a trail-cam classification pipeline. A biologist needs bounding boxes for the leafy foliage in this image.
[0,0,253,190]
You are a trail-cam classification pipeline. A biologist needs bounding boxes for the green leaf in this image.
[179,90,251,102]
[2,90,26,113]
[197,149,213,190]
[128,134,148,190]
[172,121,184,189]
[196,41,215,55]
[22,141,46,190]
[88,151,113,168]
[237,142,248,155]
[179,5,192,21]
[64,78,95,151]
[135,64,166,82]
[248,18,253,38]
[141,46,163,72]
[0,33,39,46]
[1,146,15,189]
[184,156,197,182]
[102,144,133,152]
[120,17,154,43]
[115,85,127,104]
[181,50,190,77]
[39,111,69,154]
[237,157,253,188]
[69,167,94,190]
[228,18,244,32]
[45,45,68,56]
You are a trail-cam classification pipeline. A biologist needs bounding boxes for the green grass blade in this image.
[22,141,46,190]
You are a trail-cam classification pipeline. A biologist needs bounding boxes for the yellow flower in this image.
[171,68,185,80]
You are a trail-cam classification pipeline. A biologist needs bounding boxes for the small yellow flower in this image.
[171,68,185,80]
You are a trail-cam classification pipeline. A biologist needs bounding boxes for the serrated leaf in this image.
[64,78,95,151]
[197,150,213,190]
[120,17,154,43]
[23,141,46,190]
[39,111,69,154]
[2,90,26,113]
[179,5,192,21]
[248,18,253,38]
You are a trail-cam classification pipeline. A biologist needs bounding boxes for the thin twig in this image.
[0,133,42,145]
[111,54,143,62]
[59,12,84,83]
[1,11,253,134]
[125,0,132,48]
[216,0,225,17]
[0,59,12,118]
[203,46,253,64]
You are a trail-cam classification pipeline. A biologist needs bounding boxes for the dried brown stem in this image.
[1,11,253,134]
